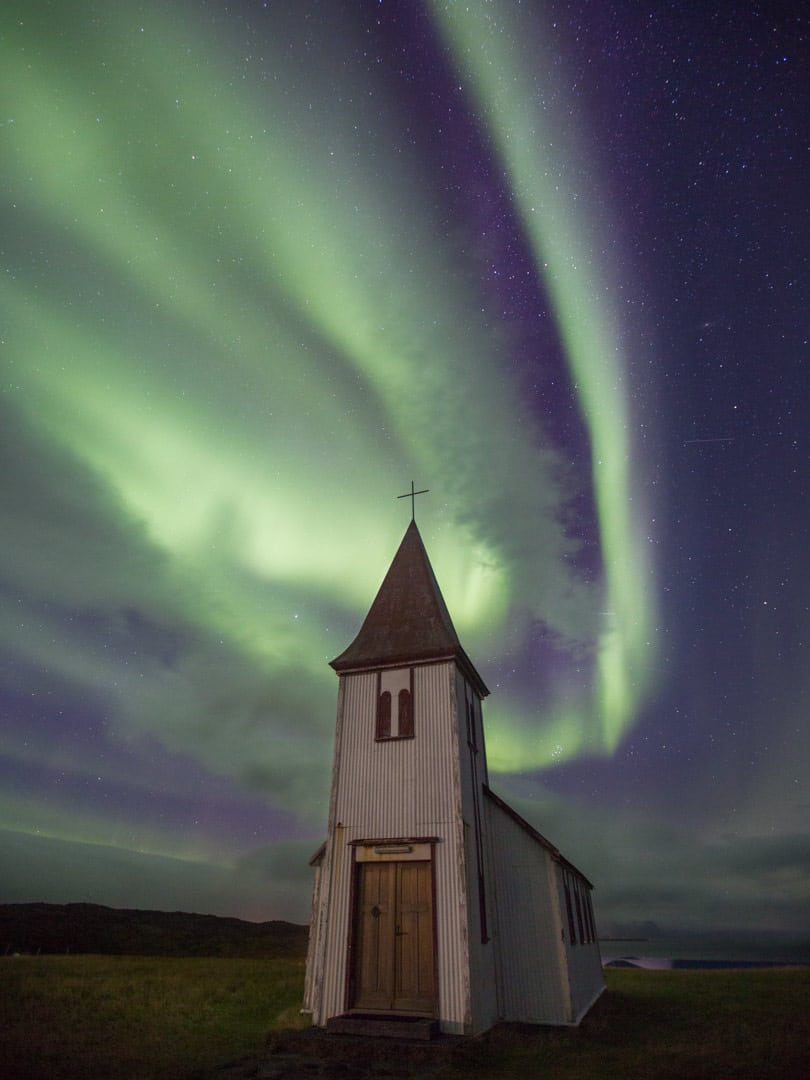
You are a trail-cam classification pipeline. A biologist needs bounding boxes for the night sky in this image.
[2,1,807,938]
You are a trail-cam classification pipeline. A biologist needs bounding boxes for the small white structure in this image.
[304,520,603,1035]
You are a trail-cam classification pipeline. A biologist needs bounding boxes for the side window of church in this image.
[563,873,577,944]
[573,879,585,943]
[585,890,597,942]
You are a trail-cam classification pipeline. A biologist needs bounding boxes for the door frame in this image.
[345,837,439,1016]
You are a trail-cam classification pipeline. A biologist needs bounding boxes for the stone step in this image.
[326,1013,439,1041]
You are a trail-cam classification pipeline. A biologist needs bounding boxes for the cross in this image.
[397,481,429,521]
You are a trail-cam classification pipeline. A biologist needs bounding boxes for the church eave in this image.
[331,646,489,698]
[308,841,326,867]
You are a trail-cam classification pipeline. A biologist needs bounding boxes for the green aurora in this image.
[4,1,804,936]
[2,0,655,809]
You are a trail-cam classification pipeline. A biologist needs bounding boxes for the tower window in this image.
[398,689,413,737]
[376,691,392,740]
[375,669,414,740]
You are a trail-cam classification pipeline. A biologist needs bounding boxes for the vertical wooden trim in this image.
[430,844,439,1016]
[343,845,360,1012]
[312,676,348,1025]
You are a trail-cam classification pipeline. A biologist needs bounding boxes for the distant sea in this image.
[599,935,810,969]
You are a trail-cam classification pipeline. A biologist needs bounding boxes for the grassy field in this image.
[0,955,308,1080]
[1,957,808,1080]
[470,967,810,1080]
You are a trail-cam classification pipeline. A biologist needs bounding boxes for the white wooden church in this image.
[303,517,604,1035]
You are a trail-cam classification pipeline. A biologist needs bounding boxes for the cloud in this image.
[0,829,310,923]
[0,396,175,615]
[3,0,802,940]
[118,641,336,822]
[229,841,320,924]
[0,394,339,811]
[495,780,810,935]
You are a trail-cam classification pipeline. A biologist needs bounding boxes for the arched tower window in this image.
[376,691,391,739]
[398,689,413,737]
[375,669,414,740]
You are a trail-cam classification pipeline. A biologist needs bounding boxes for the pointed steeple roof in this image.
[331,520,489,696]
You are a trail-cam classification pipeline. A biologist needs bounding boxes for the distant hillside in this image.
[0,903,309,958]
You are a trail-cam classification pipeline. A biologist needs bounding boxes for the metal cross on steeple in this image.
[397,480,429,521]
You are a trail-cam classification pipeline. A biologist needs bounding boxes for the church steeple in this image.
[330,520,488,696]
[305,515,603,1034]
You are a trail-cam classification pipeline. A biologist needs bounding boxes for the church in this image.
[303,514,604,1036]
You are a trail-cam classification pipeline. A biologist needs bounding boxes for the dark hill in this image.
[0,902,309,958]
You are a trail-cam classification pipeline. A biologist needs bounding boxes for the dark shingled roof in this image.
[330,520,489,696]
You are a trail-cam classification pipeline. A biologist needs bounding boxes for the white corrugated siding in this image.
[485,797,569,1022]
[485,797,605,1024]
[311,661,476,1034]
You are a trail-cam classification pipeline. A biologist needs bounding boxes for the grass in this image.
[0,955,307,1080]
[1,959,808,1080]
[459,968,810,1080]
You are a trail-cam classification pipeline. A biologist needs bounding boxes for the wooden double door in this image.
[351,860,435,1014]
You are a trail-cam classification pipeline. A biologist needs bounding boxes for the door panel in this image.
[394,861,434,1012]
[352,860,434,1014]
[353,862,395,1009]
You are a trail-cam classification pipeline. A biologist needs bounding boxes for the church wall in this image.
[462,820,499,1031]
[485,798,571,1023]
[313,662,474,1033]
